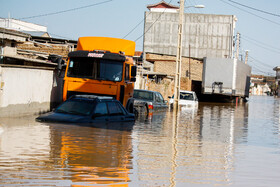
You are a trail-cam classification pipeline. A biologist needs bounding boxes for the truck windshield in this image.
[67,57,123,82]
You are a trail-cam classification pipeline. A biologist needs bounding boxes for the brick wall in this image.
[146,53,203,81]
[17,42,71,58]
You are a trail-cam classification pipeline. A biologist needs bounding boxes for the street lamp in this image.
[173,1,205,112]
[191,5,205,9]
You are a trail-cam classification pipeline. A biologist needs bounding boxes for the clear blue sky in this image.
[1,0,280,76]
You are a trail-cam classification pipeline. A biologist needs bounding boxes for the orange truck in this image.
[61,37,137,113]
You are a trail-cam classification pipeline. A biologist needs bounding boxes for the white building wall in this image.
[0,18,47,32]
[144,12,236,59]
[0,66,61,117]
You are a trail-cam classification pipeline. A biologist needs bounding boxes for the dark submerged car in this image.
[133,89,168,114]
[36,95,135,127]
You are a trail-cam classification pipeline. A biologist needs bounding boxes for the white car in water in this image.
[169,90,198,108]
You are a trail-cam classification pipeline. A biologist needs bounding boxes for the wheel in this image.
[143,105,149,116]
[126,98,134,113]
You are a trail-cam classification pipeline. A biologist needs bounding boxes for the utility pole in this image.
[235,32,240,60]
[245,50,249,64]
[174,0,184,112]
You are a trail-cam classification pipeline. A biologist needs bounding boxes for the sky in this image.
[1,0,280,76]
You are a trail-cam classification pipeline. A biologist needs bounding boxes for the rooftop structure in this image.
[147,1,179,12]
[0,18,48,37]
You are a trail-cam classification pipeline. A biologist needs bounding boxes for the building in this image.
[273,66,280,96]
[139,1,251,102]
[0,18,49,37]
[250,74,275,96]
[144,1,236,59]
[0,23,76,117]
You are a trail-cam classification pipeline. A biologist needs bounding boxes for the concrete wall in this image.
[0,18,47,32]
[0,66,63,117]
[144,12,236,59]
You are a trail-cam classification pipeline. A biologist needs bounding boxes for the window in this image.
[125,64,130,81]
[107,102,124,115]
[133,90,153,101]
[94,102,108,116]
[180,93,194,101]
[157,93,164,103]
[67,57,123,82]
[55,99,95,115]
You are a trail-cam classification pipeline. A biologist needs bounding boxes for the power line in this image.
[242,37,280,54]
[248,60,274,75]
[228,0,280,18]
[249,56,274,69]
[12,21,72,39]
[133,0,174,43]
[250,65,274,76]
[18,0,113,20]
[242,34,280,51]
[122,19,144,39]
[219,0,280,27]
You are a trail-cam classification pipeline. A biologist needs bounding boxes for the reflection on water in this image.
[0,96,280,186]
[0,118,133,186]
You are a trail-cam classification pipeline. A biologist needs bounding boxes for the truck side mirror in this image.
[57,58,65,71]
[131,66,137,77]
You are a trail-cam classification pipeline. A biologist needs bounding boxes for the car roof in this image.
[134,89,159,94]
[179,90,195,94]
[70,95,115,102]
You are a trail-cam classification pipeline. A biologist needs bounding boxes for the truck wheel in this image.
[128,104,134,113]
[126,98,134,114]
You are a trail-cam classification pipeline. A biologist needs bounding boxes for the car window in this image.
[55,99,95,115]
[180,92,194,100]
[94,102,108,116]
[157,93,164,103]
[133,90,153,101]
[155,93,161,103]
[107,102,125,115]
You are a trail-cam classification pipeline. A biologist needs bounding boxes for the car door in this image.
[157,92,168,109]
[154,92,166,110]
[91,102,109,125]
[152,93,161,111]
[107,101,126,123]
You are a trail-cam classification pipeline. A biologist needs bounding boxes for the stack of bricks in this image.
[17,42,71,58]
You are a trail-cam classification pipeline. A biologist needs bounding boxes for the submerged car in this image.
[169,90,198,108]
[133,89,168,114]
[36,95,135,125]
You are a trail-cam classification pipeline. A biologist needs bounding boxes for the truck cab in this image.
[62,37,137,113]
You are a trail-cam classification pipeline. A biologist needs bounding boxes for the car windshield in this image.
[133,90,153,100]
[171,92,194,101]
[180,93,194,100]
[55,99,95,116]
[67,57,123,82]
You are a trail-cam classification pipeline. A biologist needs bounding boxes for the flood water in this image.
[0,95,280,186]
